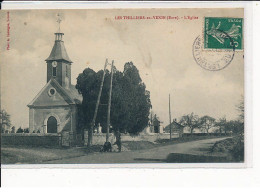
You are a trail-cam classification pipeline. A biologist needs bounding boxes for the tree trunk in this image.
[87,127,93,147]
[219,127,222,136]
[81,128,85,146]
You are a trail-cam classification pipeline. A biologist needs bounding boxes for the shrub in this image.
[24,128,30,133]
[16,127,24,133]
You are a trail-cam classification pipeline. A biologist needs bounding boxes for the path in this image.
[44,137,229,164]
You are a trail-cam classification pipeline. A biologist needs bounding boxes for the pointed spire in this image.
[45,13,72,63]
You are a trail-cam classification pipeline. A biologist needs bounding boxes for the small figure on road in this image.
[114,131,121,152]
[100,142,112,152]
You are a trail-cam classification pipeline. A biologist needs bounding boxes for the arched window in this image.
[52,66,57,77]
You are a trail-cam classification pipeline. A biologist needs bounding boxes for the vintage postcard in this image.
[0,8,244,165]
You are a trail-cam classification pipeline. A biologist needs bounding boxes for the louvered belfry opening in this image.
[55,32,64,41]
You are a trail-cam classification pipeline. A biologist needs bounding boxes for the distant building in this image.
[164,120,184,136]
[153,115,161,133]
[145,114,164,134]
[27,29,82,141]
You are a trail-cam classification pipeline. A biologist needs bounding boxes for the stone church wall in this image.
[30,106,72,133]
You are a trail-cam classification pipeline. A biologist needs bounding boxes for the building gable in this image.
[28,79,75,107]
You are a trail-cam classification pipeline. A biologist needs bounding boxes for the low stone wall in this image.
[84,132,179,145]
[1,132,180,147]
[1,133,61,146]
[84,133,116,146]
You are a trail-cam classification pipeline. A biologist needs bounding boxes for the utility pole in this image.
[169,94,172,140]
[150,111,153,133]
[88,59,108,147]
[106,60,114,143]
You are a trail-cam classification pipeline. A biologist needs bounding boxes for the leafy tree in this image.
[215,116,227,134]
[200,115,215,134]
[223,120,243,135]
[222,120,234,135]
[120,62,151,135]
[76,68,100,128]
[0,109,11,133]
[76,62,151,146]
[180,113,202,135]
[233,120,244,134]
[237,97,244,122]
[235,97,244,134]
[76,68,106,146]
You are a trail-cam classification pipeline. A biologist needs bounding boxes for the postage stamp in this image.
[204,17,243,50]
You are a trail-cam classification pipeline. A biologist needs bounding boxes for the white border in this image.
[0,1,254,9]
[0,1,253,170]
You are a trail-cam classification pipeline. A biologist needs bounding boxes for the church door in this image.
[47,116,57,133]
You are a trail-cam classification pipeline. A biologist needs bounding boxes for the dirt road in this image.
[44,137,230,164]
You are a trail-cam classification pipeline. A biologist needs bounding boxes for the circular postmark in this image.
[192,31,235,71]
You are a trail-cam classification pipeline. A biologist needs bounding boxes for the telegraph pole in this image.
[106,60,114,143]
[150,111,153,133]
[88,59,108,147]
[169,94,172,140]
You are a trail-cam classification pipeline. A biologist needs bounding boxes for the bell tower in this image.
[45,14,72,88]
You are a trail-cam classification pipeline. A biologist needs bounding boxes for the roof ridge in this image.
[51,79,76,103]
[28,79,53,106]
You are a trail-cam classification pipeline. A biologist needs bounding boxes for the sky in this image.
[0,9,244,128]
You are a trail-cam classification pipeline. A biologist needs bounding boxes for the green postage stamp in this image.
[204,17,243,50]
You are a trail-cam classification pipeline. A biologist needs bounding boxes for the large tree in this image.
[120,62,151,135]
[180,113,202,135]
[76,62,151,146]
[76,68,103,146]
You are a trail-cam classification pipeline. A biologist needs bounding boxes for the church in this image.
[27,28,82,141]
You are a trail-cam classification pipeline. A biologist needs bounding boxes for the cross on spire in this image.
[54,13,64,41]
[56,13,62,33]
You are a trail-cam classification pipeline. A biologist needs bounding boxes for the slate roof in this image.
[45,40,72,63]
[49,79,82,105]
[64,84,83,104]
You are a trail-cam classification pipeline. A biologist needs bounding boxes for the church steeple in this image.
[45,14,72,88]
